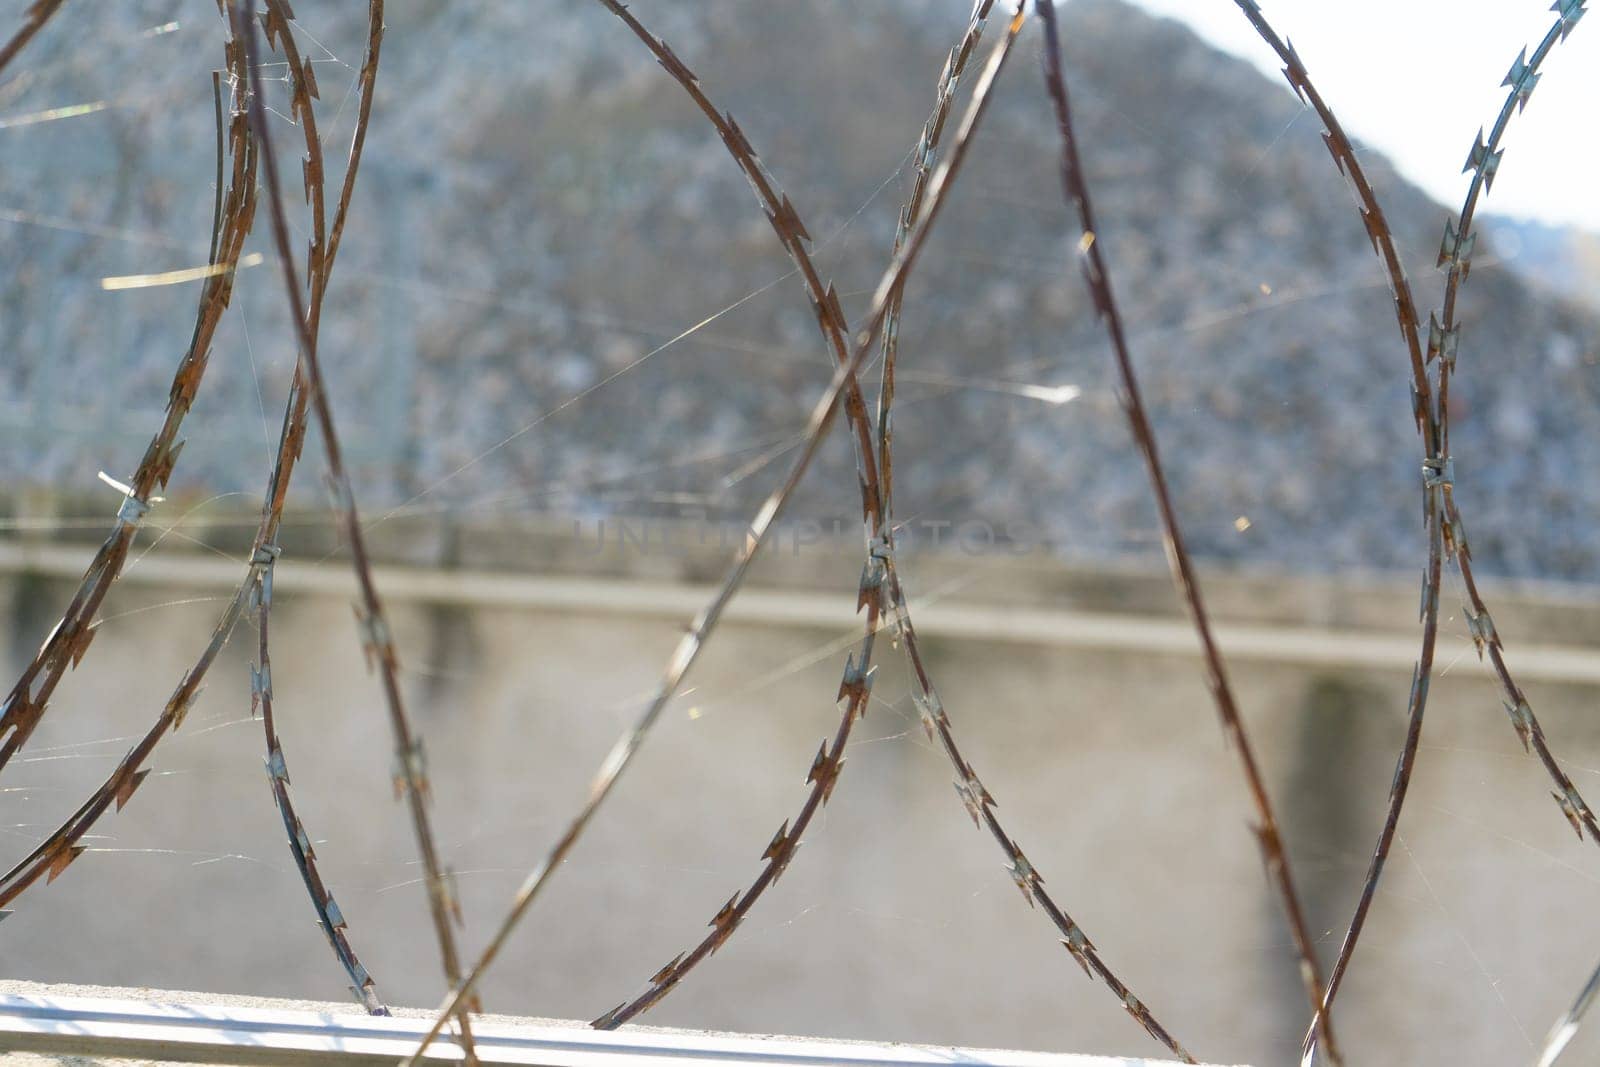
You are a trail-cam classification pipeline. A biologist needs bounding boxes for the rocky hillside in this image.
[4,0,1598,579]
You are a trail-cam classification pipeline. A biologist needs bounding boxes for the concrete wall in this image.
[2,512,1599,1065]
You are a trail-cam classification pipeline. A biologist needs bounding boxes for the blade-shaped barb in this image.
[1463,129,1505,190]
[1503,47,1542,110]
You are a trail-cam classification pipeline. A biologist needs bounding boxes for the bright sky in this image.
[1125,0,1600,232]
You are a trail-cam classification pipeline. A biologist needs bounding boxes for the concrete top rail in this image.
[0,982,1243,1067]
[5,537,1600,683]
[7,500,1600,647]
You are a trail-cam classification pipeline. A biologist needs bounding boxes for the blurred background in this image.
[3,1,1600,1064]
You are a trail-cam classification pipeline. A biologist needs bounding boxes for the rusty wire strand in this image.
[859,2,1193,1059]
[1410,5,1600,1064]
[251,0,390,1015]
[259,560,389,1014]
[0,0,65,81]
[583,0,891,1029]
[1227,6,1597,1060]
[1034,3,1337,1062]
[0,3,259,778]
[0,2,398,1018]
[204,71,227,270]
[1419,7,1600,1063]
[875,0,997,525]
[590,9,1178,1051]
[232,0,478,1055]
[879,574,1194,1059]
[401,7,1029,1062]
[1224,6,1443,1061]
[0,6,259,913]
[1430,2,1600,849]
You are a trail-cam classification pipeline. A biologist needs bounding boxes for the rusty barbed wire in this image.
[0,7,260,781]
[258,556,388,1014]
[250,0,390,1016]
[582,0,893,1030]
[1403,5,1600,1064]
[5,3,1597,1061]
[0,5,258,914]
[232,0,479,1055]
[876,574,1194,1060]
[593,10,1186,1056]
[1425,6,1598,1062]
[1430,2,1600,850]
[0,1,398,1019]
[1033,2,1338,1062]
[856,2,1194,1059]
[0,0,66,81]
[1224,6,1445,1061]
[400,8,1029,1062]
[875,0,997,526]
[1230,7,1595,1061]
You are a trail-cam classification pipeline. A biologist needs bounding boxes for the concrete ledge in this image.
[6,539,1600,681]
[0,982,1235,1066]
